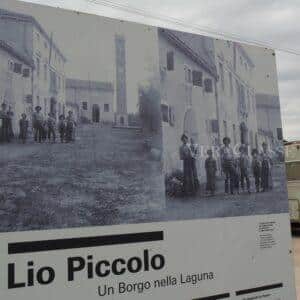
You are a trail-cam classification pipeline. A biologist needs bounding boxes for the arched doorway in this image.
[183,108,199,142]
[240,122,248,145]
[92,104,100,123]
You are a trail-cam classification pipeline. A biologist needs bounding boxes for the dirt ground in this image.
[0,124,165,232]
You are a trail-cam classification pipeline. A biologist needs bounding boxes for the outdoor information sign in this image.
[0,0,297,299]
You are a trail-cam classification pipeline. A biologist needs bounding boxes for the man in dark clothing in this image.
[0,103,9,143]
[220,137,236,194]
[205,149,217,195]
[32,106,43,143]
[19,113,29,144]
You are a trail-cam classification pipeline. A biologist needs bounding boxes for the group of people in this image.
[0,103,76,144]
[30,105,76,144]
[179,134,273,197]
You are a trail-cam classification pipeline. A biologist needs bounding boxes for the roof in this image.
[0,40,34,67]
[66,79,114,92]
[256,93,280,109]
[0,8,66,62]
[159,28,218,79]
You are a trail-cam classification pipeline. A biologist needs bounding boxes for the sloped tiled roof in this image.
[159,28,218,78]
[66,78,114,92]
[0,8,66,62]
[0,40,34,67]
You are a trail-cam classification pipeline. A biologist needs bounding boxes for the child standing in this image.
[58,115,66,143]
[252,149,261,193]
[19,113,29,144]
[239,144,251,194]
[205,149,217,195]
[65,111,76,143]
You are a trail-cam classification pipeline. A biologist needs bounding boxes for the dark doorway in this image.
[50,97,56,115]
[120,116,125,125]
[240,122,248,145]
[92,104,100,123]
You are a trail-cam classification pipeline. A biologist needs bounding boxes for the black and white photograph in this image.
[0,0,288,232]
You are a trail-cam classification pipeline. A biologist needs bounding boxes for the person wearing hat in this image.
[261,142,273,192]
[65,111,76,143]
[32,105,44,143]
[0,103,8,142]
[239,144,251,194]
[205,149,217,196]
[19,113,29,143]
[251,149,261,193]
[220,136,236,194]
[179,133,197,196]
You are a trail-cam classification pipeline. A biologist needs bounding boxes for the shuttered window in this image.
[166,51,174,71]
[192,70,202,87]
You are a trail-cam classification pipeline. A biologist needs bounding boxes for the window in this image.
[233,124,237,145]
[192,70,203,87]
[14,63,22,74]
[211,119,219,133]
[36,58,40,77]
[82,102,88,110]
[161,104,169,123]
[204,78,213,93]
[44,64,47,81]
[36,32,40,42]
[277,128,283,140]
[223,120,228,137]
[166,51,174,71]
[44,98,47,115]
[169,106,175,126]
[185,66,192,83]
[104,104,110,112]
[44,41,48,49]
[219,63,224,90]
[23,68,30,78]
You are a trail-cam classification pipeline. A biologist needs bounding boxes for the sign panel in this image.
[0,0,296,299]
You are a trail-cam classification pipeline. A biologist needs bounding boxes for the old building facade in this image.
[0,40,33,133]
[256,93,283,149]
[215,40,258,151]
[158,28,219,179]
[0,8,66,121]
[66,79,114,124]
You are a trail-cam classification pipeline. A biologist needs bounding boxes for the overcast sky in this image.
[20,0,300,140]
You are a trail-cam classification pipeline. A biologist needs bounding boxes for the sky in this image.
[9,0,300,139]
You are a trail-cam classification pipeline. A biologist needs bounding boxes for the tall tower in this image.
[115,34,128,126]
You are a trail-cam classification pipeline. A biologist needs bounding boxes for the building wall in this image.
[215,40,258,151]
[256,94,283,150]
[0,15,66,120]
[32,27,66,119]
[0,47,32,133]
[158,33,218,179]
[66,87,114,124]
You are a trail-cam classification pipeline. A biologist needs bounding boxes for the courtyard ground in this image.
[0,124,164,232]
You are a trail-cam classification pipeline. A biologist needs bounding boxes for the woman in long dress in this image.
[179,134,197,196]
